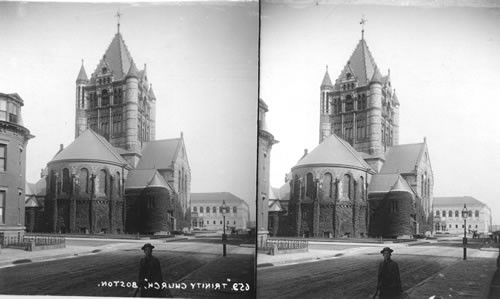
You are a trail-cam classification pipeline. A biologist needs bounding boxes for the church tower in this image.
[74,17,156,167]
[319,24,399,171]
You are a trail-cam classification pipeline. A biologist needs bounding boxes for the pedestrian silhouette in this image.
[137,243,164,297]
[374,247,403,299]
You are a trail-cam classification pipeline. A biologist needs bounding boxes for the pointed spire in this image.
[148,84,156,99]
[360,15,367,40]
[126,60,138,79]
[321,65,333,88]
[76,59,88,83]
[370,66,382,85]
[115,10,122,33]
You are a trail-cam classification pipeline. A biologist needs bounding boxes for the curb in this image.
[257,253,344,268]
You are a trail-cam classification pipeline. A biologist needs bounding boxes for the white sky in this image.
[0,1,259,220]
[260,1,500,223]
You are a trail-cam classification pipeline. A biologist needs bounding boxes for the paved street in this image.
[258,252,457,298]
[0,238,254,298]
[257,241,498,299]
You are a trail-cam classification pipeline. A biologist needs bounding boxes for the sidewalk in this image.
[257,243,410,267]
[0,237,185,268]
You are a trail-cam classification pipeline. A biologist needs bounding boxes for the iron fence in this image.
[264,239,309,251]
[1,234,65,248]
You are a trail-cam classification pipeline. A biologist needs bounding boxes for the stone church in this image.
[30,23,191,235]
[278,30,434,238]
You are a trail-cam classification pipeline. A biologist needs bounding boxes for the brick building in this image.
[190,192,249,231]
[0,93,34,239]
[281,30,434,238]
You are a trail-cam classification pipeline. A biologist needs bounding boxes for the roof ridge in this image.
[335,134,372,171]
[89,129,128,165]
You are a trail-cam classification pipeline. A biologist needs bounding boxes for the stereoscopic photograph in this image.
[0,1,257,298]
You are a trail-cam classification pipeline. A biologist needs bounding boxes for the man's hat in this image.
[380,247,394,254]
[141,243,155,250]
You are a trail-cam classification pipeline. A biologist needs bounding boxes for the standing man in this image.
[376,247,403,298]
[138,243,164,297]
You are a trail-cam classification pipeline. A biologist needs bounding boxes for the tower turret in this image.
[368,67,383,156]
[319,65,334,143]
[125,61,139,154]
[75,60,88,138]
[149,84,156,141]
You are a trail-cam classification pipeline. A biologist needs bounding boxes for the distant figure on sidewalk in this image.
[376,247,402,299]
[138,243,164,297]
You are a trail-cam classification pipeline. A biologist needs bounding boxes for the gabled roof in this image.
[368,173,414,194]
[25,196,41,208]
[293,134,373,172]
[380,143,426,174]
[91,32,134,81]
[191,192,247,205]
[268,200,283,212]
[334,39,380,89]
[49,129,129,167]
[433,196,486,208]
[136,137,185,170]
[125,169,171,190]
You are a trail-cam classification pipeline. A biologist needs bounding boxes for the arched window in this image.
[306,173,314,198]
[101,89,109,106]
[80,168,89,194]
[323,173,333,199]
[342,174,351,200]
[426,178,430,197]
[206,206,210,214]
[200,207,204,213]
[233,206,237,213]
[448,210,452,217]
[345,95,353,112]
[475,210,479,217]
[455,210,459,217]
[468,211,472,217]
[62,168,71,193]
[421,175,424,196]
[442,210,446,217]
[193,206,197,212]
[436,210,440,216]
[98,169,107,195]
[359,176,365,201]
[213,206,216,213]
[116,172,121,196]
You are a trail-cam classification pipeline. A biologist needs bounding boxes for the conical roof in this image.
[76,63,88,83]
[321,69,333,88]
[126,60,139,79]
[92,32,134,81]
[293,134,373,171]
[335,39,379,89]
[49,129,129,167]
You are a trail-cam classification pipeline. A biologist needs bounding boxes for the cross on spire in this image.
[115,10,122,33]
[360,15,367,40]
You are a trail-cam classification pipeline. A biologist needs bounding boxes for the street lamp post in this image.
[221,200,227,257]
[462,204,468,260]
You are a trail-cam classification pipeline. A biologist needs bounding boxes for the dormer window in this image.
[102,67,108,74]
[0,98,19,123]
[346,73,352,80]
